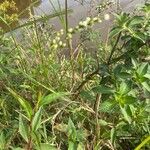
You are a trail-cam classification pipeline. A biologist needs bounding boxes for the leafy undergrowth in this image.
[0,1,150,150]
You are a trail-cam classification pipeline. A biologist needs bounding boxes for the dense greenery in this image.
[0,1,150,150]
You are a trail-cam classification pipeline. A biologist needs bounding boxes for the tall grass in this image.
[0,1,150,150]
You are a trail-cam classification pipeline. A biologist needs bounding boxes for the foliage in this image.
[0,1,150,150]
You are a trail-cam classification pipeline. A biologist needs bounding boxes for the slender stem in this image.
[107,32,121,65]
[65,0,68,35]
[94,94,101,145]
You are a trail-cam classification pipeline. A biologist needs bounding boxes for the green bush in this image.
[0,1,150,150]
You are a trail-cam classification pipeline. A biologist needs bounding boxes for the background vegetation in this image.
[0,0,150,150]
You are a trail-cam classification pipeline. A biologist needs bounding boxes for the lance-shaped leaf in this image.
[39,92,69,106]
[6,87,33,118]
[92,85,115,94]
[19,114,29,142]
[32,107,42,131]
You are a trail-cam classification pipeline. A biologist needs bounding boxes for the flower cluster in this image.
[51,29,66,49]
[50,16,102,48]
[67,17,101,39]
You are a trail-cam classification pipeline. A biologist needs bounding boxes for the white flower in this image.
[59,41,63,46]
[67,33,72,39]
[52,39,56,44]
[68,28,73,33]
[63,43,66,47]
[60,29,64,35]
[53,44,58,49]
[86,17,91,22]
[56,37,60,41]
[104,14,110,20]
[93,17,99,22]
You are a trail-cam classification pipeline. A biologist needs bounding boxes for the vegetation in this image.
[0,0,150,150]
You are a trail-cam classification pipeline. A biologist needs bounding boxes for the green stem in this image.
[107,32,121,65]
[135,136,150,150]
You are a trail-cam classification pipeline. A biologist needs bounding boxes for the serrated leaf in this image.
[6,87,33,118]
[19,115,28,142]
[39,92,68,106]
[32,107,42,131]
[92,85,115,94]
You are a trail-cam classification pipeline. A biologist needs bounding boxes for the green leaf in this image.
[68,141,77,150]
[80,90,94,101]
[39,92,68,106]
[118,81,131,96]
[122,96,136,105]
[77,143,84,150]
[6,87,33,118]
[142,82,150,92]
[92,85,115,94]
[118,72,131,79]
[137,63,148,77]
[128,16,143,27]
[110,127,116,146]
[12,148,24,150]
[120,106,132,124]
[19,114,29,142]
[36,143,57,150]
[32,107,42,131]
[99,100,117,113]
[0,131,5,149]
[68,118,77,141]
[132,58,138,68]
[144,73,150,80]
[109,27,122,37]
